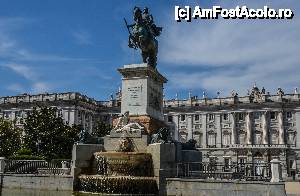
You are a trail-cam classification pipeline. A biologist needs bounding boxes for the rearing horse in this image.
[128,7,159,68]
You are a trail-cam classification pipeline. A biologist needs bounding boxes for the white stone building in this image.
[0,92,110,133]
[163,86,300,178]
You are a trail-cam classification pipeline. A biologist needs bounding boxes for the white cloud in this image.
[2,64,37,80]
[1,63,50,94]
[72,29,92,45]
[160,1,300,96]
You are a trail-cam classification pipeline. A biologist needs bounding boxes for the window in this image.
[180,114,186,121]
[208,132,216,147]
[208,124,214,128]
[254,112,260,120]
[193,132,202,147]
[270,112,276,120]
[238,113,245,121]
[194,114,200,121]
[209,157,217,170]
[208,114,214,121]
[287,132,296,145]
[238,158,246,166]
[286,112,292,119]
[15,111,22,118]
[224,158,231,171]
[4,112,10,119]
[223,132,231,146]
[254,131,262,144]
[223,114,229,121]
[168,116,173,122]
[194,124,201,129]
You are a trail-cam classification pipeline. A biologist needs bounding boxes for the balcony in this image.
[228,144,288,149]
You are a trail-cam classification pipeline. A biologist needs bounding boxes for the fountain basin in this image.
[93,152,153,177]
[78,175,158,195]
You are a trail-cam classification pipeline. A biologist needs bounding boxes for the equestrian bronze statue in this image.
[124,7,162,68]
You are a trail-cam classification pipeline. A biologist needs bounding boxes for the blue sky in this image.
[0,0,299,101]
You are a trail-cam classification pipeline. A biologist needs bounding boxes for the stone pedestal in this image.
[71,144,104,189]
[118,63,167,134]
[270,159,283,182]
[147,143,176,195]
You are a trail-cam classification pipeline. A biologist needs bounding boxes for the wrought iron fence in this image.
[176,162,271,181]
[4,159,71,175]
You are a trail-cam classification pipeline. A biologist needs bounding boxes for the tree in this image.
[23,107,80,160]
[93,121,112,137]
[0,118,22,157]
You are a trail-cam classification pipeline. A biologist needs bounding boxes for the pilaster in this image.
[216,114,222,148]
[201,114,207,148]
[278,111,285,144]
[246,112,252,145]
[262,111,269,144]
[173,114,179,141]
[231,112,236,145]
[187,114,193,140]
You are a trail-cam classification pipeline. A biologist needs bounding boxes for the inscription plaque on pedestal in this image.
[118,63,167,121]
[128,85,142,106]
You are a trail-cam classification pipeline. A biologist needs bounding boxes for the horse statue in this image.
[124,7,162,68]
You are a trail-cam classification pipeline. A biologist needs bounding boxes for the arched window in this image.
[222,130,231,147]
[254,130,262,144]
[207,130,216,147]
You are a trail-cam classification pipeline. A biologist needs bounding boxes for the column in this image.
[216,114,222,148]
[262,111,269,144]
[173,114,179,141]
[187,114,193,140]
[246,112,252,145]
[278,111,285,144]
[231,112,236,145]
[201,114,207,148]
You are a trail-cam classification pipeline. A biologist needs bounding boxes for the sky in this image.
[0,0,299,101]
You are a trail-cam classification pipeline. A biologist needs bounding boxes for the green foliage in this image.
[23,107,81,160]
[93,121,112,137]
[15,148,32,155]
[9,154,45,160]
[0,118,22,157]
[8,148,45,160]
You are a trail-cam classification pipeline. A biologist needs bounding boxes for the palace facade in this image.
[0,85,299,178]
[163,86,300,179]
